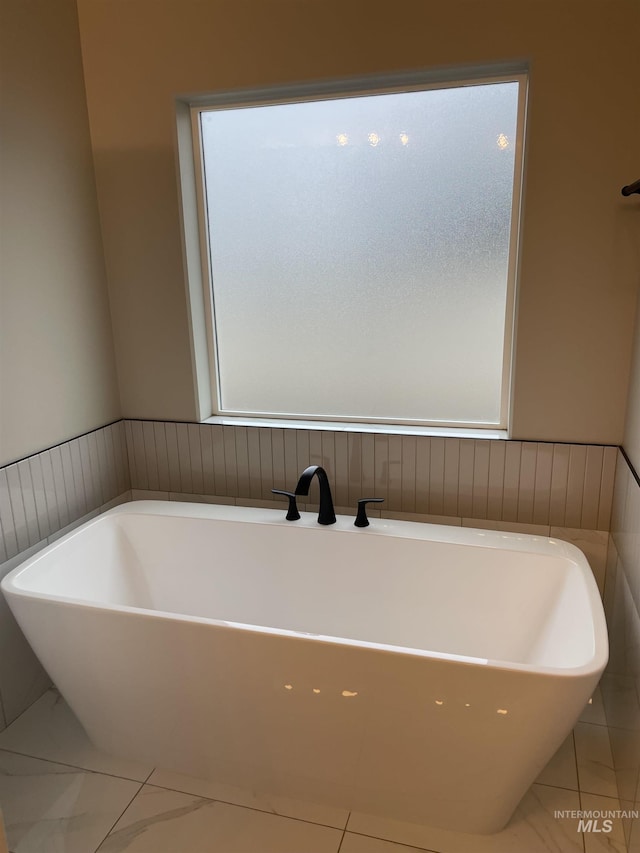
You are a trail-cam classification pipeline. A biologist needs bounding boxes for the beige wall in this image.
[76,0,640,443]
[0,0,121,467]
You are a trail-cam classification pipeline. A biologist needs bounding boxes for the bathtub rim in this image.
[1,500,609,679]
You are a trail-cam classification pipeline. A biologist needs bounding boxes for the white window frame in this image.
[175,65,528,435]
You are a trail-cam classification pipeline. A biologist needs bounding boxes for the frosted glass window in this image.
[197,77,523,427]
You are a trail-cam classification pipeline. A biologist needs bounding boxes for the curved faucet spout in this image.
[294,465,336,525]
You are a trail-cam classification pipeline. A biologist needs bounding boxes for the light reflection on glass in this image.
[284,684,293,690]
[497,708,508,715]
[368,132,381,147]
[312,688,321,694]
[435,699,444,706]
[399,132,409,146]
[497,133,509,150]
[336,133,349,147]
[342,690,358,697]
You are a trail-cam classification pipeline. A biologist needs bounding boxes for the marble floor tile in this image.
[536,733,578,790]
[148,767,349,829]
[581,793,628,853]
[98,785,343,852]
[347,784,583,853]
[0,749,141,853]
[575,721,619,798]
[0,689,152,782]
[340,833,428,853]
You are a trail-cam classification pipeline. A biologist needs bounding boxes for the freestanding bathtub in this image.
[2,500,608,833]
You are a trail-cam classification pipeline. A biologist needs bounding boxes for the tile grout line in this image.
[344,828,441,852]
[0,744,150,785]
[134,774,351,834]
[93,774,152,853]
[573,729,587,853]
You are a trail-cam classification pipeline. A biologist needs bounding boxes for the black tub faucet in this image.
[294,465,336,525]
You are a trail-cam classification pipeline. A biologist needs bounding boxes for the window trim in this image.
[176,64,528,433]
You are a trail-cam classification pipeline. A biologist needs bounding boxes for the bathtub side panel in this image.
[3,595,600,833]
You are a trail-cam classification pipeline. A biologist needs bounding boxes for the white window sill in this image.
[202,415,508,440]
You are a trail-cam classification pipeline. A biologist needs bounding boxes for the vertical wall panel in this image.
[502,441,522,522]
[549,444,570,526]
[242,427,260,500]
[347,433,363,507]
[428,437,445,516]
[27,457,49,541]
[401,436,417,513]
[222,426,238,496]
[17,461,40,546]
[142,422,159,492]
[92,430,108,506]
[272,429,286,494]
[78,436,96,510]
[0,478,8,561]
[0,469,18,559]
[415,436,430,515]
[307,431,322,469]
[176,424,193,493]
[283,429,299,493]
[7,465,29,552]
[210,426,227,495]
[516,442,537,524]
[154,422,171,492]
[334,432,350,507]
[471,440,490,520]
[38,451,60,535]
[598,446,618,531]
[234,427,250,498]
[581,445,604,530]
[487,440,505,521]
[373,434,389,507]
[50,447,70,529]
[113,420,619,532]
[69,440,88,517]
[258,428,274,499]
[457,440,475,518]
[442,439,460,517]
[187,424,204,495]
[129,421,148,490]
[112,421,130,495]
[361,434,376,507]
[387,435,402,511]
[164,423,182,492]
[565,444,588,528]
[88,431,105,507]
[199,424,215,495]
[295,430,310,479]
[531,442,553,525]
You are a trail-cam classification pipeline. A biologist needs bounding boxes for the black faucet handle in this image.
[271,489,301,521]
[355,498,384,527]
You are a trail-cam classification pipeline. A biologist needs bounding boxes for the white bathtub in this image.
[1,500,608,833]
